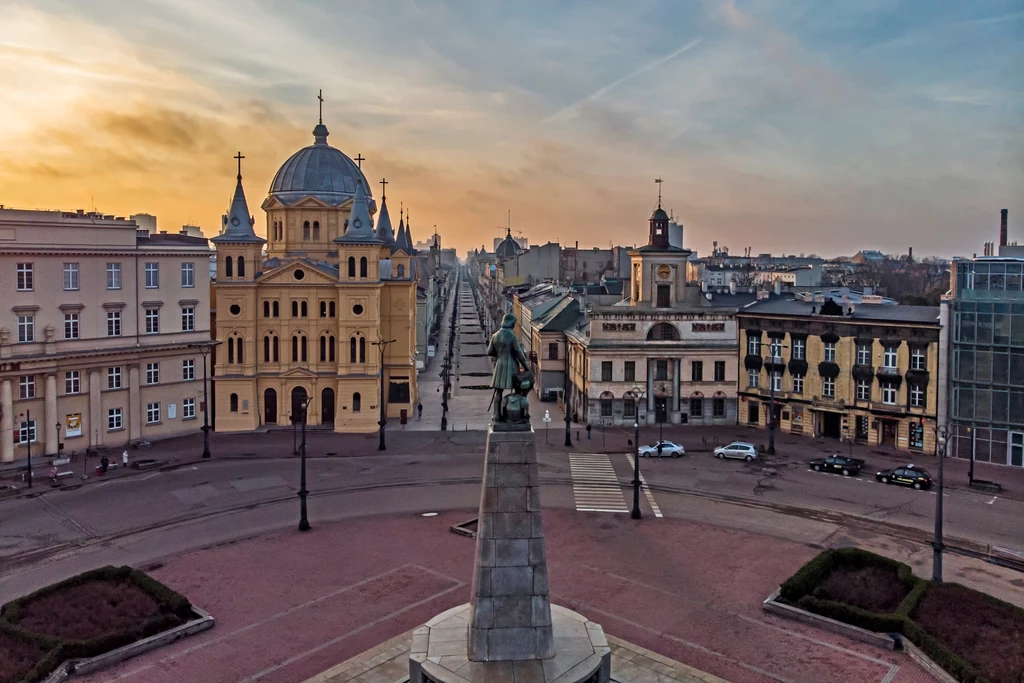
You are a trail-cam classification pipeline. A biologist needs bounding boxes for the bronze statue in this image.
[487,313,533,423]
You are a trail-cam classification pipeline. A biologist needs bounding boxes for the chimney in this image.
[908,246,913,263]
[1001,209,1009,247]
[774,280,782,296]
[729,280,736,295]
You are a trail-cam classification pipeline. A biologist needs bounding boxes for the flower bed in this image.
[777,547,1024,683]
[0,565,194,683]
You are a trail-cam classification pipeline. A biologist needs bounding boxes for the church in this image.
[212,108,419,433]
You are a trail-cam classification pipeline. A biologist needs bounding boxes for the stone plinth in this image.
[409,603,611,683]
[468,425,554,661]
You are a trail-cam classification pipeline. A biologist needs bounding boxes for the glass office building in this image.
[949,257,1024,467]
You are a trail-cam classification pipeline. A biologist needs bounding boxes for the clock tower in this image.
[628,196,692,308]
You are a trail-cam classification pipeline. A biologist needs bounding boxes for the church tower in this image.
[629,184,691,308]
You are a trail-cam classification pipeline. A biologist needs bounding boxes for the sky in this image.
[0,0,1021,258]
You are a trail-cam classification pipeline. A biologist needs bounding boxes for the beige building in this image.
[212,117,419,433]
[0,208,213,462]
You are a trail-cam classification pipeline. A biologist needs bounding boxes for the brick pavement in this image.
[75,510,940,683]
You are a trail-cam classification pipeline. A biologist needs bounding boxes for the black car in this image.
[808,454,865,476]
[876,465,933,490]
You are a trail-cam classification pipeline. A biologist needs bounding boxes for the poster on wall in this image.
[65,414,82,438]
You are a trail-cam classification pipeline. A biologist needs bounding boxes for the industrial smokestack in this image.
[1001,209,1009,247]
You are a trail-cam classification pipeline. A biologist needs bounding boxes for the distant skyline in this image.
[0,0,1021,256]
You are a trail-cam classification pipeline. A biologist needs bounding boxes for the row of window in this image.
[747,370,927,407]
[259,301,367,319]
[16,262,195,292]
[598,396,728,419]
[599,360,728,383]
[15,399,197,444]
[224,334,371,365]
[747,336,927,370]
[14,360,196,400]
[222,256,246,278]
[15,307,195,343]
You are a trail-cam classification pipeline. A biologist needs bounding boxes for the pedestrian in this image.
[418,403,423,419]
[586,423,592,440]
[122,450,129,469]
[100,455,109,474]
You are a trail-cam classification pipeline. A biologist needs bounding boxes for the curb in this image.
[760,588,896,650]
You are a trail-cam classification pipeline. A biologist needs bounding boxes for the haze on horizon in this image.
[0,0,1021,258]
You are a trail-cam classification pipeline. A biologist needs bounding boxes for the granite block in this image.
[492,463,531,487]
[528,487,543,512]
[470,599,493,629]
[496,486,528,512]
[493,539,530,567]
[492,512,533,539]
[536,626,556,659]
[481,486,499,512]
[477,539,495,567]
[473,567,490,597]
[511,659,545,682]
[489,566,533,596]
[491,596,533,628]
[487,628,542,660]
[528,539,547,565]
[532,596,552,627]
[531,511,545,538]
[467,626,488,661]
[533,566,549,596]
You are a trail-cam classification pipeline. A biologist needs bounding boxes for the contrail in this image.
[545,37,704,122]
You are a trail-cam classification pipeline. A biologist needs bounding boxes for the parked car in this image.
[876,465,933,490]
[714,442,758,461]
[808,454,866,476]
[639,441,685,457]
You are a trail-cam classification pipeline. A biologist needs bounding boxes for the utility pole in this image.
[932,427,948,581]
[373,338,397,450]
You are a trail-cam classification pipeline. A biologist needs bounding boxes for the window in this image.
[857,344,872,365]
[770,371,781,392]
[656,284,671,308]
[768,338,782,359]
[19,420,37,444]
[292,301,299,317]
[856,379,870,401]
[65,370,80,394]
[63,312,80,340]
[348,257,356,278]
[548,342,559,360]
[228,337,244,364]
[389,380,411,403]
[397,264,406,278]
[911,347,926,371]
[107,366,122,390]
[272,301,279,317]
[883,345,898,369]
[792,373,804,394]
[145,309,159,334]
[63,262,79,290]
[183,397,196,419]
[301,301,308,317]
[312,221,320,240]
[748,369,759,388]
[655,360,668,381]
[225,256,233,278]
[329,302,336,317]
[624,361,635,382]
[146,362,160,385]
[601,361,612,382]
[107,263,122,289]
[320,301,328,318]
[18,315,34,343]
[648,323,679,340]
[181,262,195,287]
[360,257,368,278]
[792,338,805,360]
[182,359,195,381]
[107,408,122,431]
[303,221,311,240]
[822,377,835,398]
[600,397,613,417]
[19,375,35,399]
[181,306,195,332]
[881,382,897,405]
[713,397,725,417]
[237,256,245,277]
[747,335,760,356]
[691,361,703,382]
[229,393,239,412]
[16,263,33,291]
[263,301,271,318]
[623,397,636,417]
[690,398,703,417]
[352,392,361,412]
[910,384,925,408]
[145,262,159,288]
[824,342,836,362]
[146,402,161,424]
[107,311,121,337]
[714,361,726,382]
[359,337,365,363]
[293,336,307,362]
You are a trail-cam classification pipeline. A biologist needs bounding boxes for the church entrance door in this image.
[291,386,309,423]
[264,388,277,424]
[321,388,336,426]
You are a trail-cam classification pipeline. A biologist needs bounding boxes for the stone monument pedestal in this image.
[409,603,611,683]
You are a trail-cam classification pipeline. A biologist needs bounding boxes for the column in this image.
[89,370,102,447]
[672,359,681,413]
[45,374,58,455]
[128,365,142,441]
[1,380,13,463]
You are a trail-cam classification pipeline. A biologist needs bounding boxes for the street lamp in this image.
[55,422,63,458]
[19,410,32,488]
[187,341,222,459]
[563,349,572,448]
[932,426,948,582]
[372,338,397,451]
[628,387,646,520]
[763,341,788,455]
[295,399,311,532]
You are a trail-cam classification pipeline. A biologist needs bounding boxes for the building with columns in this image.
[0,207,213,462]
[212,115,419,432]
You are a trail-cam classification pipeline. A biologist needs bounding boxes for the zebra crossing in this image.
[568,453,629,513]
[625,454,664,518]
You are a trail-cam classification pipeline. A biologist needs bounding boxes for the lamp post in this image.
[55,422,63,458]
[187,341,221,459]
[21,410,32,488]
[563,348,572,448]
[296,399,311,532]
[763,341,787,455]
[628,387,646,520]
[372,338,397,451]
[932,426,947,582]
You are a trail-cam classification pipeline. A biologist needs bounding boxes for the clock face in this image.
[657,265,671,279]
[231,216,240,226]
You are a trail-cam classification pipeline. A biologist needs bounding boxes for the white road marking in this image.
[987,496,998,505]
[569,453,628,513]
[626,454,663,518]
[140,473,161,481]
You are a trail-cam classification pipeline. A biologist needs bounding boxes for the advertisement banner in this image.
[65,413,82,438]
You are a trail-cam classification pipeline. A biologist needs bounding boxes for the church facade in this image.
[212,118,419,433]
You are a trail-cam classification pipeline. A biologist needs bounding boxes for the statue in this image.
[487,313,533,423]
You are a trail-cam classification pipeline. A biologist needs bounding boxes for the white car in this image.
[714,442,758,461]
[638,441,685,457]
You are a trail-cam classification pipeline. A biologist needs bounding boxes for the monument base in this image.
[409,603,611,683]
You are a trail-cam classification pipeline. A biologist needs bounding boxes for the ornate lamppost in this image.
[187,340,222,459]
[295,398,311,532]
[932,426,948,581]
[372,338,397,450]
[628,387,646,520]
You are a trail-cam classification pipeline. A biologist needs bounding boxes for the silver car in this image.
[714,441,758,461]
[638,441,685,457]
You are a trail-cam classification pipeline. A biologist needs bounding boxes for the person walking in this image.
[418,402,423,419]
[122,450,129,469]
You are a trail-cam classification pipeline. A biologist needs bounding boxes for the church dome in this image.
[269,123,375,209]
[495,228,522,260]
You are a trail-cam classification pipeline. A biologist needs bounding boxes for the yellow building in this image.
[736,294,941,453]
[212,118,418,432]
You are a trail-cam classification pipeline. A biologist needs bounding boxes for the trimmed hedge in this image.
[0,565,194,683]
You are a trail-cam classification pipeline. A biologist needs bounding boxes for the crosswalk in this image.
[625,454,664,518]
[568,453,629,513]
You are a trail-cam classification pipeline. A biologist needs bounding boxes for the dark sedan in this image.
[808,454,865,476]
[876,465,933,490]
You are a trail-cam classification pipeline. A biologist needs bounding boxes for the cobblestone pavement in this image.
[76,510,942,683]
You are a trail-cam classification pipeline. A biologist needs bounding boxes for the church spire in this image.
[374,194,396,245]
[335,181,380,243]
[212,151,264,245]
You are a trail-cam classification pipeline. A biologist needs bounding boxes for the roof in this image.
[269,122,375,208]
[334,181,381,244]
[495,228,522,260]
[632,244,691,254]
[374,197,396,245]
[739,297,940,324]
[212,175,265,245]
[533,297,582,332]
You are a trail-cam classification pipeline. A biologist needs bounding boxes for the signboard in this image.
[427,345,436,357]
[602,323,636,332]
[65,413,82,438]
[692,322,726,332]
[51,458,70,466]
[543,410,552,423]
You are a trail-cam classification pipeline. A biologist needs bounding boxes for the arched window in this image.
[348,257,356,278]
[291,301,299,317]
[320,301,327,318]
[303,221,310,240]
[272,335,279,361]
[230,393,239,412]
[227,337,235,364]
[350,337,357,363]
[359,257,368,278]
[225,256,233,278]
[353,392,361,412]
[301,336,308,362]
[329,302,336,317]
[237,256,245,277]
[647,323,680,341]
[264,336,271,362]
[263,301,270,318]
[235,338,244,364]
[301,301,308,317]
[292,335,299,362]
[312,221,320,240]
[272,301,280,317]
[329,335,335,362]
[397,264,405,278]
[320,335,327,362]
[359,336,366,363]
